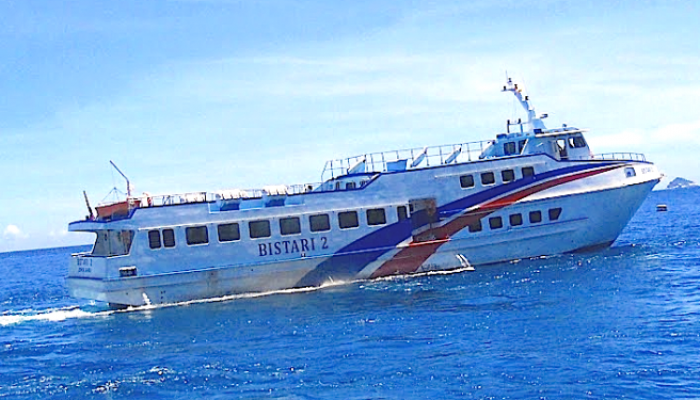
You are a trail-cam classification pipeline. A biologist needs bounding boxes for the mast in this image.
[502,77,548,133]
[110,160,132,198]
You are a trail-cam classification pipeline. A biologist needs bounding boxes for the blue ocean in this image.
[1,188,699,399]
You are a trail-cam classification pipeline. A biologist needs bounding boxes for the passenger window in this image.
[162,228,175,248]
[186,226,209,245]
[367,208,386,226]
[334,181,342,190]
[148,230,161,249]
[522,166,535,178]
[509,214,523,226]
[309,214,330,232]
[529,211,542,224]
[502,169,515,183]
[504,142,517,155]
[249,220,271,239]
[218,223,240,242]
[548,208,562,221]
[279,217,301,235]
[346,182,356,190]
[460,175,475,188]
[338,211,359,229]
[397,206,409,221]
[481,172,495,185]
[489,216,503,229]
[468,219,482,233]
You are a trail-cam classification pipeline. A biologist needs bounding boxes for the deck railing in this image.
[320,140,494,181]
[98,140,495,214]
[594,152,647,162]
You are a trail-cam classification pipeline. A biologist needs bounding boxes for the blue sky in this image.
[1,0,698,252]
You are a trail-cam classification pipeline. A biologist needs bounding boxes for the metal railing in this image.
[320,140,494,181]
[594,152,647,162]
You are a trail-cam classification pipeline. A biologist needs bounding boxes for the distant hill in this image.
[667,177,698,190]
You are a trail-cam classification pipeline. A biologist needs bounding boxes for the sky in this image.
[1,0,699,252]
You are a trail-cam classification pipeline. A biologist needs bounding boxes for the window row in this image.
[467,207,562,233]
[460,166,535,188]
[147,206,409,249]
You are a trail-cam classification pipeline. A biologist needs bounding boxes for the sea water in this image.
[1,188,699,399]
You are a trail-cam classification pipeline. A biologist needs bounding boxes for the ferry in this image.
[67,79,662,307]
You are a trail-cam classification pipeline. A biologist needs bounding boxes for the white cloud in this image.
[3,224,28,240]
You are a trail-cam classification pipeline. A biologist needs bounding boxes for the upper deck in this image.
[77,77,649,225]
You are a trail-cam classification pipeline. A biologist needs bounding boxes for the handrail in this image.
[320,140,494,181]
[594,152,646,162]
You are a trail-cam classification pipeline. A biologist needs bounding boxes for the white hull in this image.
[67,179,657,306]
[67,79,662,307]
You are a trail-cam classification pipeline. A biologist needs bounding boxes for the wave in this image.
[0,280,352,327]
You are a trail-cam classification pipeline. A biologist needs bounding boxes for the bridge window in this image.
[481,172,495,185]
[338,211,359,229]
[509,213,523,226]
[280,217,301,236]
[249,220,271,239]
[460,174,475,188]
[529,211,542,224]
[502,169,515,183]
[148,230,161,249]
[162,228,175,248]
[489,216,503,230]
[468,219,482,233]
[569,136,587,148]
[522,166,535,178]
[367,208,387,226]
[518,139,527,153]
[548,208,562,221]
[397,206,409,221]
[309,214,330,232]
[186,226,209,245]
[504,142,517,155]
[218,223,241,242]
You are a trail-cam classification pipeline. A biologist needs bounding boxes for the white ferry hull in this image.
[67,78,663,307]
[67,179,657,307]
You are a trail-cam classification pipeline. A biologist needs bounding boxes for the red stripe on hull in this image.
[370,164,620,278]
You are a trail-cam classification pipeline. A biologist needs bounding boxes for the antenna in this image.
[83,190,94,220]
[110,160,131,198]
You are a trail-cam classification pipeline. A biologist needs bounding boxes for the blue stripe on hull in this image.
[294,161,618,287]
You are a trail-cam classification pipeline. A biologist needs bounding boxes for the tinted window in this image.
[571,136,587,148]
[148,230,161,249]
[510,214,523,226]
[460,175,475,188]
[548,208,562,221]
[518,139,527,153]
[249,220,271,239]
[338,211,359,229]
[367,208,386,226]
[218,223,240,242]
[279,217,301,235]
[504,142,517,155]
[309,214,330,232]
[468,219,482,233]
[522,166,535,178]
[186,226,209,245]
[397,206,409,221]
[162,228,175,248]
[502,169,515,183]
[481,172,495,185]
[489,216,503,229]
[529,211,542,224]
